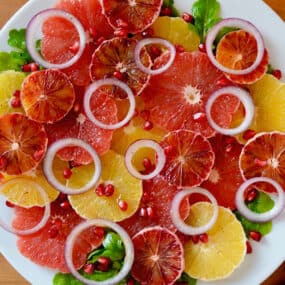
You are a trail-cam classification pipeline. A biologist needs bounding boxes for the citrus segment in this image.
[160,130,215,187]
[0,113,47,175]
[131,226,184,285]
[101,0,163,34]
[184,202,246,281]
[151,16,200,52]
[0,70,26,115]
[21,69,75,123]
[69,150,142,221]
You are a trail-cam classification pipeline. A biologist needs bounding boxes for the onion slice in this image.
[65,219,134,285]
[84,79,136,130]
[26,8,86,69]
[125,139,166,180]
[171,187,219,235]
[43,138,101,195]
[235,177,285,222]
[206,86,254,135]
[134,38,176,75]
[206,18,264,75]
[0,178,50,235]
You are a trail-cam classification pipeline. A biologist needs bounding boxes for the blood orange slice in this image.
[131,226,184,285]
[101,0,163,34]
[119,175,189,237]
[0,113,47,175]
[201,134,244,209]
[142,52,239,137]
[239,132,285,190]
[46,87,117,165]
[216,30,268,84]
[90,37,151,97]
[21,69,75,124]
[159,130,215,187]
[13,197,104,273]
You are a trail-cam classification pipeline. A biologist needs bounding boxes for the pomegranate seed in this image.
[95,183,105,197]
[140,109,150,120]
[193,112,206,121]
[10,96,21,108]
[5,200,15,208]
[160,6,172,16]
[164,145,175,155]
[0,156,8,170]
[143,120,153,131]
[243,129,256,140]
[216,77,231,87]
[83,263,95,274]
[58,193,67,201]
[133,108,139,118]
[118,200,128,211]
[30,63,39,72]
[94,226,105,238]
[73,102,81,113]
[89,27,97,38]
[97,257,111,271]
[48,225,59,238]
[249,230,262,242]
[272,69,282,80]
[52,218,63,230]
[105,184,115,197]
[139,207,147,217]
[225,136,236,145]
[127,278,136,285]
[225,144,234,153]
[149,45,161,57]
[146,206,155,219]
[191,235,200,244]
[141,28,154,38]
[114,28,128,38]
[246,240,253,254]
[96,36,105,45]
[254,158,267,167]
[60,200,71,209]
[116,19,128,29]
[143,158,152,170]
[246,188,258,203]
[113,70,124,80]
[13,90,21,98]
[198,43,206,53]
[63,168,72,179]
[199,233,208,243]
[142,191,150,202]
[69,160,81,169]
[69,41,80,54]
[33,149,44,161]
[182,12,194,23]
[22,63,31,72]
[175,44,185,53]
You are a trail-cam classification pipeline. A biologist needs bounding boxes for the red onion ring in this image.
[125,139,166,180]
[235,177,285,222]
[206,18,265,75]
[65,219,134,285]
[43,138,101,195]
[26,8,86,69]
[170,187,219,235]
[206,86,254,135]
[134,38,176,75]
[0,178,50,235]
[84,79,136,130]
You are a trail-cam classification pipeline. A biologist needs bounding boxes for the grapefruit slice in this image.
[21,69,75,124]
[131,226,184,285]
[69,150,143,221]
[216,30,268,84]
[201,134,244,209]
[119,175,189,237]
[239,132,285,190]
[13,198,103,273]
[184,202,246,281]
[90,37,151,97]
[46,87,117,165]
[101,0,163,34]
[142,52,240,137]
[160,130,215,187]
[0,113,47,175]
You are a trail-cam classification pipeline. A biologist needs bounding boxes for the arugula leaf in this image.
[53,272,84,285]
[101,232,125,261]
[192,0,221,42]
[176,272,197,285]
[0,52,25,71]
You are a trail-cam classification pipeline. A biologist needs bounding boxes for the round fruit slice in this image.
[13,197,103,273]
[119,175,189,237]
[41,0,113,86]
[131,226,184,285]
[69,150,142,221]
[90,37,151,97]
[239,132,285,190]
[216,30,268,84]
[21,69,75,124]
[101,0,163,34]
[247,74,285,132]
[142,51,240,137]
[0,70,26,115]
[160,130,215,187]
[202,134,244,209]
[184,202,246,281]
[0,113,48,175]
[46,87,117,165]
[151,16,200,52]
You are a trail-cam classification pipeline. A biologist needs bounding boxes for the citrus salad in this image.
[0,0,285,284]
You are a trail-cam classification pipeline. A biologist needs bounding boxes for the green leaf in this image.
[87,248,106,263]
[176,272,197,285]
[192,0,221,42]
[101,232,125,261]
[53,272,84,285]
[0,52,24,71]
[163,0,180,16]
[248,191,274,213]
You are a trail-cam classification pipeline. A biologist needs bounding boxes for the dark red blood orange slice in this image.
[142,52,239,137]
[0,113,47,175]
[101,0,163,34]
[21,69,75,123]
[159,130,215,187]
[131,226,184,285]
[119,175,189,237]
